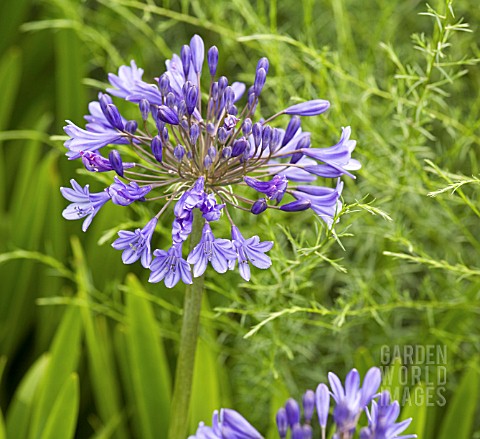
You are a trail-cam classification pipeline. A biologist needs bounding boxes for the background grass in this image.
[0,0,479,437]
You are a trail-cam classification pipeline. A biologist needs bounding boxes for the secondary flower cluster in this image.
[61,35,360,287]
[190,367,416,439]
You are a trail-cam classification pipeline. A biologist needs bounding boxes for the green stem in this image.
[168,212,205,439]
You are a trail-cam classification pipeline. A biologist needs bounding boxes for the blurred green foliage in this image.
[0,0,479,437]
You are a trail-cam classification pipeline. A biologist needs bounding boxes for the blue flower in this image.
[106,177,151,206]
[360,391,417,439]
[60,179,110,231]
[303,127,361,178]
[187,224,236,277]
[244,174,288,203]
[112,217,157,268]
[61,34,361,282]
[230,226,273,281]
[190,409,262,439]
[64,120,126,159]
[149,243,192,288]
[107,60,145,99]
[288,179,343,227]
[329,367,381,433]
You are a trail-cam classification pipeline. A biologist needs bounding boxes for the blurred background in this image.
[0,0,479,437]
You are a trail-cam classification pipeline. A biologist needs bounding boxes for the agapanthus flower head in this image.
[60,34,361,286]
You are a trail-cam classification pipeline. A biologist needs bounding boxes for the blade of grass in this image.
[124,274,171,439]
[39,373,79,439]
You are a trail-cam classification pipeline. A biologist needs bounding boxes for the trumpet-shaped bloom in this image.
[230,226,273,281]
[360,392,417,439]
[60,179,110,232]
[112,217,157,268]
[187,223,237,277]
[149,244,192,288]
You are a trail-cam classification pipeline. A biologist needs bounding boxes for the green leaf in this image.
[6,355,50,439]
[400,382,428,438]
[438,359,480,439]
[39,373,79,439]
[124,274,171,439]
[189,337,221,432]
[28,307,82,439]
[265,378,291,439]
[71,237,128,439]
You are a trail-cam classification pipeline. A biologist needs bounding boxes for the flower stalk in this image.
[168,210,205,439]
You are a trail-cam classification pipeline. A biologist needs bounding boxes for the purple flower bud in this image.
[155,117,165,133]
[180,119,189,131]
[283,116,301,146]
[231,138,248,157]
[105,104,124,130]
[177,100,187,119]
[270,128,282,152]
[248,91,257,109]
[150,104,158,121]
[315,383,330,429]
[228,104,238,116]
[206,122,216,136]
[302,390,315,423]
[257,56,269,74]
[158,74,170,95]
[190,123,200,145]
[157,105,179,125]
[124,120,138,134]
[207,46,219,76]
[108,150,124,177]
[218,76,228,94]
[151,136,162,162]
[174,144,185,162]
[190,34,204,74]
[261,125,272,151]
[224,86,235,107]
[181,44,191,77]
[242,118,252,135]
[302,425,312,439]
[285,99,330,116]
[252,122,262,147]
[254,67,267,95]
[276,407,288,439]
[208,146,217,159]
[251,198,267,215]
[166,92,176,108]
[222,146,232,159]
[218,127,229,144]
[139,99,150,121]
[285,398,301,427]
[280,199,311,212]
[98,93,113,113]
[204,154,212,169]
[291,134,311,164]
[291,424,303,439]
[211,82,219,100]
[162,126,169,141]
